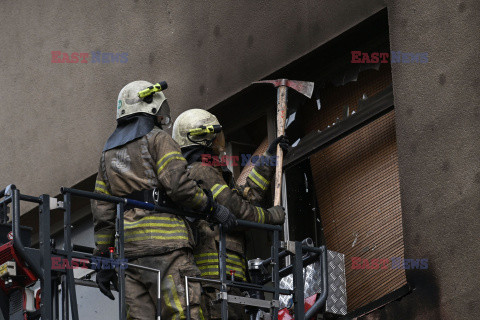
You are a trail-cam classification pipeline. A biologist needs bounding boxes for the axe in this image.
[252,79,314,206]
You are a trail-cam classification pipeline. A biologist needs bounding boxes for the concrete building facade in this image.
[1,1,479,319]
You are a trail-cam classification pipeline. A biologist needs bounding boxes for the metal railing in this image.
[1,185,328,320]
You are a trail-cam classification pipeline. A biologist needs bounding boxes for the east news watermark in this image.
[51,257,128,270]
[201,154,278,167]
[51,51,128,63]
[351,257,428,270]
[351,51,428,64]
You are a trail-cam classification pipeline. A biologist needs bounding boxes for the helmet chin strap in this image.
[154,116,163,129]
[154,114,171,130]
[186,132,215,147]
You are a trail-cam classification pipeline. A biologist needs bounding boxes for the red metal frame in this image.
[0,241,38,294]
[278,293,319,320]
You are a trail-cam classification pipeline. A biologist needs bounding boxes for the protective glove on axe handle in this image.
[252,79,314,206]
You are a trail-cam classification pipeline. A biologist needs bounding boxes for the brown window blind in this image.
[303,64,407,311]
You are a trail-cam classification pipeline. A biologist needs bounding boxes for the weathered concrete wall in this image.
[1,1,479,319]
[0,0,386,204]
[361,0,480,319]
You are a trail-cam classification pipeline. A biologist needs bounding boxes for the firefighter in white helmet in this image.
[172,108,287,319]
[91,81,236,319]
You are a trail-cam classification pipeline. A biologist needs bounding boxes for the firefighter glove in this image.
[96,268,119,300]
[266,135,290,156]
[266,206,286,225]
[203,189,237,231]
[212,202,237,231]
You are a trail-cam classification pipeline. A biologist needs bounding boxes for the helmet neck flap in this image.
[103,114,158,152]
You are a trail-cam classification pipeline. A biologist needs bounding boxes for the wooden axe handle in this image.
[274,86,288,206]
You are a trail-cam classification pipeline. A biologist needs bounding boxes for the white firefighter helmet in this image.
[116,80,171,126]
[172,109,223,148]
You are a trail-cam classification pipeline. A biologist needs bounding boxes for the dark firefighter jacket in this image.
[91,127,209,258]
[186,151,274,281]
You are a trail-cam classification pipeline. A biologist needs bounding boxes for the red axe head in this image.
[252,79,314,99]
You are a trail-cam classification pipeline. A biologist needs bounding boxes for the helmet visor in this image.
[157,100,172,128]
[212,131,226,154]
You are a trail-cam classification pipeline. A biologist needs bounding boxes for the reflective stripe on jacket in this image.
[92,127,208,257]
[187,155,274,280]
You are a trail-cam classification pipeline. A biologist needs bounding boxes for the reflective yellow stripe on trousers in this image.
[162,275,185,320]
[95,231,115,246]
[194,252,247,281]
